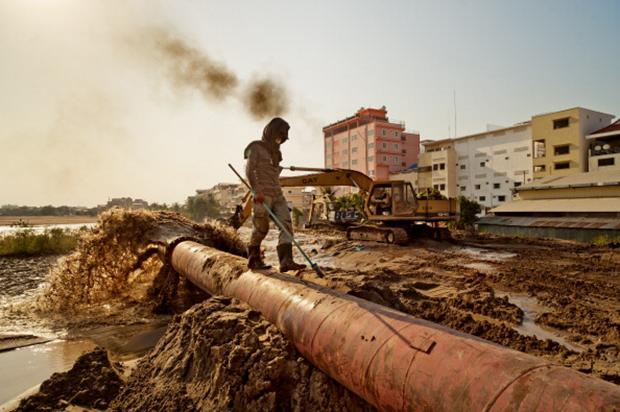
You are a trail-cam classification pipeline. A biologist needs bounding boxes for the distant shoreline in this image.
[0,216,98,226]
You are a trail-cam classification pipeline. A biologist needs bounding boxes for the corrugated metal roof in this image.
[516,170,620,191]
[479,215,620,231]
[490,197,620,213]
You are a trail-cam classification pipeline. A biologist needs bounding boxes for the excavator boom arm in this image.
[227,167,372,229]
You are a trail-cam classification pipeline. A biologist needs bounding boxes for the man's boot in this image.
[247,246,271,270]
[277,243,306,272]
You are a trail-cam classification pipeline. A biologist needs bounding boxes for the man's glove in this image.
[254,192,265,204]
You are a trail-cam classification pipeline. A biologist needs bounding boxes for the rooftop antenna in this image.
[453,89,457,138]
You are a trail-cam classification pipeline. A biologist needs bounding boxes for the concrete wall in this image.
[454,124,532,210]
[589,153,620,172]
[479,223,620,244]
[417,141,457,198]
[531,108,614,179]
[389,169,419,190]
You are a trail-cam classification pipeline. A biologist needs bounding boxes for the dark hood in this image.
[260,117,289,164]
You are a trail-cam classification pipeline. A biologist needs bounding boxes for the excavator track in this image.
[346,225,409,245]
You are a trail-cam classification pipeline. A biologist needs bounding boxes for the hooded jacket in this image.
[244,118,288,198]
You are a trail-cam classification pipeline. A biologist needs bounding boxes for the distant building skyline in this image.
[323,107,420,181]
[1,1,618,206]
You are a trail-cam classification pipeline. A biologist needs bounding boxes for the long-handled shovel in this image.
[228,164,325,278]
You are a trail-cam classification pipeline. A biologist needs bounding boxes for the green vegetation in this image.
[185,194,223,222]
[416,188,446,200]
[0,204,98,216]
[457,196,482,230]
[592,234,620,246]
[332,193,364,213]
[0,228,83,256]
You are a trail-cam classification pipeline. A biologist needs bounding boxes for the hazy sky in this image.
[1,0,619,206]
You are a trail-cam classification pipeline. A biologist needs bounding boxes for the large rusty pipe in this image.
[169,241,620,411]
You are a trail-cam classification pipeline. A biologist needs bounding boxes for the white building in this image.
[454,122,533,210]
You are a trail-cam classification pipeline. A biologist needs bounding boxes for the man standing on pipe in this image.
[244,117,306,272]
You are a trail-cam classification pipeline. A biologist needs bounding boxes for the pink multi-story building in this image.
[323,107,420,180]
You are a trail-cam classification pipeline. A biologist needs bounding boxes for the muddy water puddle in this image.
[457,246,516,262]
[496,291,584,352]
[0,320,169,406]
[0,339,96,405]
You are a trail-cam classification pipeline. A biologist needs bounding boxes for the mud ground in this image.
[5,211,619,410]
[292,229,620,384]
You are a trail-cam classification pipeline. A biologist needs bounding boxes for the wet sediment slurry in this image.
[2,211,618,410]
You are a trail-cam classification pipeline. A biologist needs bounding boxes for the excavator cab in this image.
[367,181,417,219]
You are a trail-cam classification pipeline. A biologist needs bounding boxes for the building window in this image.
[533,140,545,158]
[493,183,500,189]
[351,134,357,141]
[382,155,387,162]
[480,162,485,167]
[479,196,486,201]
[369,170,375,176]
[325,154,331,159]
[368,143,375,148]
[352,159,358,165]
[342,137,348,144]
[534,165,546,173]
[382,142,387,149]
[514,182,522,187]
[342,150,348,155]
[367,129,375,137]
[554,161,570,170]
[352,147,358,153]
[368,156,374,162]
[394,143,399,150]
[394,130,399,137]
[433,164,439,171]
[440,163,446,170]
[475,184,481,190]
[460,164,466,170]
[554,145,570,155]
[401,162,406,167]
[553,118,570,129]
[498,195,506,202]
[433,184,439,190]
[460,186,466,191]
[440,184,446,191]
[382,129,386,137]
[598,157,615,167]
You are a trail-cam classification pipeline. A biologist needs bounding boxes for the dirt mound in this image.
[347,281,567,357]
[15,347,124,411]
[36,209,245,317]
[110,297,374,411]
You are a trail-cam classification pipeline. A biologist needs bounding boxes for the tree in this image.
[185,194,222,222]
[457,196,481,230]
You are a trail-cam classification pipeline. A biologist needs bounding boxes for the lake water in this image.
[0,223,97,236]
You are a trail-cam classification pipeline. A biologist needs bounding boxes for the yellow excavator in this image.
[228,166,458,245]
